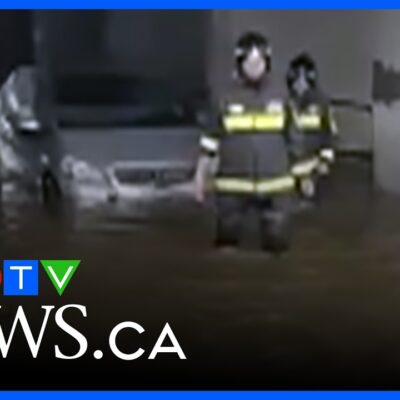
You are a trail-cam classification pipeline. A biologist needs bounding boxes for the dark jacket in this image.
[200,83,296,195]
[289,88,337,159]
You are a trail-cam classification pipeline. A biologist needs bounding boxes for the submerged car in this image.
[0,67,203,212]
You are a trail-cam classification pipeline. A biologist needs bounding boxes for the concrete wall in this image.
[371,11,400,193]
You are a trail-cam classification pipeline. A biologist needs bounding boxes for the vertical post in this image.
[33,11,56,134]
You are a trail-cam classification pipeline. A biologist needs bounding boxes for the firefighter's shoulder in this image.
[261,87,287,110]
[265,99,286,113]
[219,86,247,111]
[309,87,330,107]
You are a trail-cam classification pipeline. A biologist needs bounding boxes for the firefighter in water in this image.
[286,52,338,201]
[194,31,296,253]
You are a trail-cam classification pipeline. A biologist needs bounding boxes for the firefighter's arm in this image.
[194,135,220,204]
[284,101,302,164]
[319,106,338,166]
[194,108,222,204]
[195,155,212,204]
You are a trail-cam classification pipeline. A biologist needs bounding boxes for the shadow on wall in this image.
[372,59,400,106]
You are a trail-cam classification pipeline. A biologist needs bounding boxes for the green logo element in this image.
[40,260,80,296]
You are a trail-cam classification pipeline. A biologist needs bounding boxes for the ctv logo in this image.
[0,259,187,360]
[1,260,80,296]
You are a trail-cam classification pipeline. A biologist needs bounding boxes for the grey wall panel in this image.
[371,11,400,193]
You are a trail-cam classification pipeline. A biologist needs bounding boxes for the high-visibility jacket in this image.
[200,85,296,195]
[289,89,338,178]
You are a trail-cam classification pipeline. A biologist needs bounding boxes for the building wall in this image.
[371,11,400,193]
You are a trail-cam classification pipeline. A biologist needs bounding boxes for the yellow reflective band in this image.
[223,113,285,132]
[214,178,254,193]
[297,114,322,130]
[253,114,285,130]
[256,176,295,193]
[292,158,320,177]
[320,148,335,162]
[200,135,219,153]
[223,115,254,131]
[214,176,295,194]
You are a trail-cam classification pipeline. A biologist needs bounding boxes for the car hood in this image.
[58,126,201,169]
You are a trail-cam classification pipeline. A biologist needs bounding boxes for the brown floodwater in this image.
[1,160,400,389]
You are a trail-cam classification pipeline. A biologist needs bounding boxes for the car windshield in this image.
[55,75,204,127]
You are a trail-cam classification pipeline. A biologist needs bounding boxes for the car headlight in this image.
[61,155,103,182]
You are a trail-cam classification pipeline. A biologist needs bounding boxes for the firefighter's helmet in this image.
[286,52,318,93]
[235,31,272,81]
